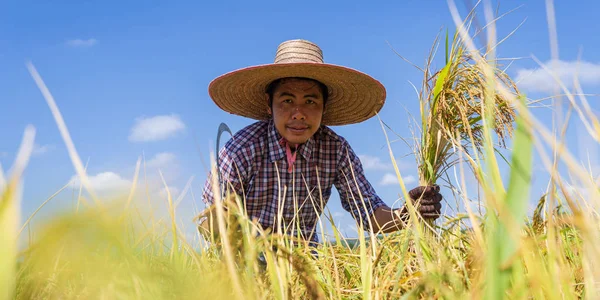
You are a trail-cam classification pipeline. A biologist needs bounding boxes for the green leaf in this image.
[344,266,352,281]
[502,94,533,262]
[494,148,511,166]
[358,225,372,299]
[432,63,450,113]
[423,160,435,185]
[485,94,532,300]
[469,116,483,125]
[445,28,449,64]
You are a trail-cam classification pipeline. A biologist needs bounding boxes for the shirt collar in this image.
[267,119,316,163]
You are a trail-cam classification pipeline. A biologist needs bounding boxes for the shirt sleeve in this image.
[334,140,387,229]
[201,140,250,206]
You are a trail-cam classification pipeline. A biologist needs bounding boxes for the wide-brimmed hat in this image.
[208,39,386,126]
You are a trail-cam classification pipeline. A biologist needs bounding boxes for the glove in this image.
[401,185,443,220]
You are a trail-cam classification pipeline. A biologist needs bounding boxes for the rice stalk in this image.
[410,7,520,258]
[1,126,35,300]
[26,62,101,207]
[416,26,517,189]
[8,1,600,299]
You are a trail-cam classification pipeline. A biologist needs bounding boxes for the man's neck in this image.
[287,142,297,152]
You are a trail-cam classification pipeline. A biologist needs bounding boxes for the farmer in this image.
[200,39,442,243]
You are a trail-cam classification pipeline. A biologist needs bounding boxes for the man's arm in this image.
[334,141,388,230]
[370,185,443,233]
[198,141,250,238]
[333,139,442,234]
[201,142,249,206]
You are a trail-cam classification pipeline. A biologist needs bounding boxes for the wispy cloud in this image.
[66,154,187,207]
[380,173,397,186]
[516,59,600,93]
[129,114,186,142]
[159,185,181,199]
[379,173,416,186]
[563,180,600,203]
[332,211,344,218]
[0,151,8,158]
[359,155,391,170]
[144,152,181,181]
[32,143,54,156]
[359,154,415,172]
[66,38,98,47]
[70,171,132,195]
[147,152,176,168]
[403,175,417,185]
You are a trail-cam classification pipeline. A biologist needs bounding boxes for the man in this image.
[201,39,442,243]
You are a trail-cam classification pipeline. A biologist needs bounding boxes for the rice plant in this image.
[3,1,599,299]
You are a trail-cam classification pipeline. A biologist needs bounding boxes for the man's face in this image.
[267,78,325,148]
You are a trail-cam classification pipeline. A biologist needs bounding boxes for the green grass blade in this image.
[431,64,450,112]
[359,226,372,300]
[445,28,449,64]
[485,95,533,299]
[502,94,533,278]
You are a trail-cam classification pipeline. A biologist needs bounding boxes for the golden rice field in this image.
[2,3,599,299]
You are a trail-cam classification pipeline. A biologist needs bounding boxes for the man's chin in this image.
[284,136,309,146]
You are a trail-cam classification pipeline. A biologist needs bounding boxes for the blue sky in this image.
[1,0,599,241]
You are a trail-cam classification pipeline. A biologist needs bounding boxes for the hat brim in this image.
[208,63,386,126]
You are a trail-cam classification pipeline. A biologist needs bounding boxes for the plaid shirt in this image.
[202,119,387,242]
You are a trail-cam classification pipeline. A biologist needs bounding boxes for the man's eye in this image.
[306,99,315,104]
[282,99,292,103]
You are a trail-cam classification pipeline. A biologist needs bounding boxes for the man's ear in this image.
[265,93,272,115]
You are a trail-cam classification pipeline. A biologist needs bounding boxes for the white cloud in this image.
[32,143,54,156]
[143,152,181,182]
[563,181,599,204]
[380,173,397,186]
[379,173,416,186]
[359,154,416,172]
[359,155,391,170]
[70,172,132,195]
[147,152,176,168]
[66,38,98,47]
[332,211,344,218]
[403,175,417,185]
[129,114,186,142]
[516,59,600,93]
[159,186,180,199]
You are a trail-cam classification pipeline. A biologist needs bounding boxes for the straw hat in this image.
[208,39,386,126]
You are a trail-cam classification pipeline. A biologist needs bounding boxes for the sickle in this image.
[216,122,233,198]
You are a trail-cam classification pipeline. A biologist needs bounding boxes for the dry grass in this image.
[2,1,599,299]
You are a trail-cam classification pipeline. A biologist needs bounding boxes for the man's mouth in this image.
[287,125,309,134]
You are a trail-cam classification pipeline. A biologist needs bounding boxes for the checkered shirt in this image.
[201,119,387,243]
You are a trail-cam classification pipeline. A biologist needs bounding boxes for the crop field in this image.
[2,2,599,299]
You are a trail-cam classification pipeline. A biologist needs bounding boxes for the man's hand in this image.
[403,185,443,220]
[369,185,443,233]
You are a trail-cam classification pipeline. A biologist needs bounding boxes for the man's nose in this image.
[291,106,305,120]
